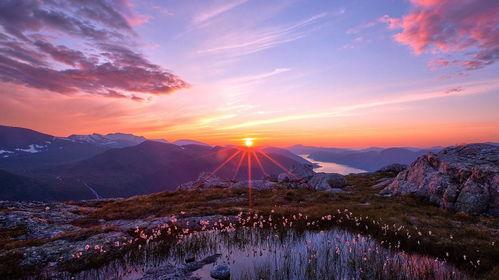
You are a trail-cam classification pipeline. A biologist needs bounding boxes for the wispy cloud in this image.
[222,68,291,87]
[192,0,249,27]
[218,79,499,130]
[196,13,329,57]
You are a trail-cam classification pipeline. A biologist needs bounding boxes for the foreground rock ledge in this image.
[380,144,499,216]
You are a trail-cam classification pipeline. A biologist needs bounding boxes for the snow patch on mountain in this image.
[15,144,46,153]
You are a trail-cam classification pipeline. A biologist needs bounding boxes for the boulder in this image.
[210,264,230,279]
[232,180,277,190]
[325,188,345,193]
[277,173,290,183]
[377,163,407,174]
[277,164,315,183]
[380,144,499,216]
[185,254,195,263]
[371,178,394,189]
[178,172,233,190]
[290,163,315,179]
[308,173,346,191]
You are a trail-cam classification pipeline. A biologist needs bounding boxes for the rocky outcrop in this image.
[140,254,221,280]
[371,177,394,190]
[377,163,408,174]
[178,172,235,190]
[380,144,499,215]
[290,163,316,179]
[0,199,238,278]
[277,163,315,182]
[180,165,349,193]
[210,264,230,279]
[308,173,347,191]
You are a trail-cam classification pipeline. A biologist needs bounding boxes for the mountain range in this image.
[287,144,442,171]
[2,124,493,202]
[0,125,310,201]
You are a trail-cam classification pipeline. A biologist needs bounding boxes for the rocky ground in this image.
[381,144,499,215]
[1,144,498,279]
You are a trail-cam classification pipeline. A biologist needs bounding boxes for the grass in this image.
[2,171,498,279]
[74,171,499,278]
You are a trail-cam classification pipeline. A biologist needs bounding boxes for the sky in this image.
[0,0,498,148]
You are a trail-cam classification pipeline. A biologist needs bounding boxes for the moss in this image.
[3,172,498,279]
[79,172,498,278]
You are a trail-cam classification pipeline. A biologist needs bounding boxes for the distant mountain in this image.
[0,125,53,149]
[484,142,499,146]
[173,139,211,147]
[67,133,158,148]
[287,144,445,172]
[262,147,311,165]
[0,126,175,172]
[0,125,107,171]
[307,147,429,172]
[287,144,353,155]
[24,141,310,200]
[0,169,56,201]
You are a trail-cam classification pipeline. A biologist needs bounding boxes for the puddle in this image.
[71,228,468,280]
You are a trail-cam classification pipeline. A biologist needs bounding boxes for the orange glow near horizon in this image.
[204,145,303,210]
[243,138,255,147]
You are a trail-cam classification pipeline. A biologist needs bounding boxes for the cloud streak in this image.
[196,13,328,57]
[0,0,187,100]
[192,0,248,27]
[218,79,499,130]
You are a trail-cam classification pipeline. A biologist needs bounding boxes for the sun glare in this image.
[244,138,254,147]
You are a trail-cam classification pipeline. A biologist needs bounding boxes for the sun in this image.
[243,138,254,147]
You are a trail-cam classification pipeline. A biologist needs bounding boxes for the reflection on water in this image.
[73,228,467,280]
[300,154,366,174]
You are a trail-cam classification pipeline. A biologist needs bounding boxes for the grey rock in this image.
[210,264,230,279]
[140,254,221,280]
[178,172,234,190]
[277,172,290,183]
[381,144,499,215]
[371,178,394,189]
[308,173,346,191]
[232,180,277,190]
[185,254,195,263]
[325,188,345,193]
[377,163,408,173]
[290,164,315,179]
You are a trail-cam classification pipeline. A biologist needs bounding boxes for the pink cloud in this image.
[382,0,499,70]
[378,15,401,30]
[126,14,151,26]
[0,0,187,100]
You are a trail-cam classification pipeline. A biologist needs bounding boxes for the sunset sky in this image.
[0,0,498,147]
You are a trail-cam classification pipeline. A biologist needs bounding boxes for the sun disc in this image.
[244,138,254,147]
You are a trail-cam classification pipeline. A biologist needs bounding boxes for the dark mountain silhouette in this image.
[67,133,151,148]
[262,147,311,165]
[287,144,354,155]
[0,125,52,149]
[0,125,107,171]
[0,169,56,201]
[0,125,453,201]
[173,139,211,146]
[2,138,310,201]
[307,147,429,171]
[48,141,308,198]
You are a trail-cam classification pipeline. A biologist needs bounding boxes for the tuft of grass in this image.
[2,171,498,279]
[78,172,498,278]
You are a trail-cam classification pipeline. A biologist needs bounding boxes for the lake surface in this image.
[73,228,467,280]
[300,154,367,174]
